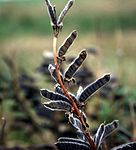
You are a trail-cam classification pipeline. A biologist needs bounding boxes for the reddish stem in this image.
[53,36,96,150]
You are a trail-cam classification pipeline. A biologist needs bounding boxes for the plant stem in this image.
[53,36,96,150]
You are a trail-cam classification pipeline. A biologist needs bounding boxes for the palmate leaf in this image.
[55,137,91,150]
[78,74,110,103]
[111,142,136,150]
[43,100,72,111]
[40,89,71,104]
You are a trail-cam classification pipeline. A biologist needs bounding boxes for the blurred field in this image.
[0,0,136,38]
[0,0,136,149]
[0,0,136,86]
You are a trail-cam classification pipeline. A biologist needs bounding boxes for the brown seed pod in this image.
[57,0,74,25]
[43,100,72,111]
[78,74,110,103]
[45,0,57,26]
[55,137,91,150]
[48,64,64,83]
[94,123,105,149]
[40,89,71,105]
[58,30,78,61]
[64,49,87,80]
[102,120,119,140]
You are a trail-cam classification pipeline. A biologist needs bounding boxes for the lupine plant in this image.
[40,0,135,150]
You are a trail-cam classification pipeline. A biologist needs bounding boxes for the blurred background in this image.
[0,0,136,149]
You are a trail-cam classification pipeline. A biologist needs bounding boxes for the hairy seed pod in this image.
[79,74,110,103]
[64,50,87,80]
[57,137,90,148]
[55,139,90,150]
[77,130,87,142]
[81,111,89,128]
[76,86,84,100]
[68,113,83,131]
[102,120,119,141]
[48,64,64,83]
[55,85,78,103]
[43,100,72,111]
[40,89,71,104]
[55,85,63,94]
[94,123,105,149]
[45,0,57,26]
[57,0,74,25]
[53,5,57,21]
[56,137,91,150]
[58,30,78,59]
[111,142,136,150]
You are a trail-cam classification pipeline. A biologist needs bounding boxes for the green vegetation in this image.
[0,0,136,39]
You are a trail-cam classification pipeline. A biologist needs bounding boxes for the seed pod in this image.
[48,64,64,83]
[55,85,77,102]
[58,30,78,59]
[77,130,87,142]
[40,89,71,104]
[56,137,91,150]
[102,120,119,141]
[57,0,74,25]
[57,137,90,147]
[55,85,63,94]
[57,137,90,148]
[78,74,110,103]
[81,111,89,128]
[94,123,105,149]
[45,0,57,26]
[68,113,83,131]
[43,100,72,111]
[111,142,136,150]
[64,50,87,80]
[76,86,84,100]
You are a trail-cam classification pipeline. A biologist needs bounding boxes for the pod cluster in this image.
[55,120,119,150]
[45,0,74,36]
[40,26,116,150]
[42,1,120,150]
